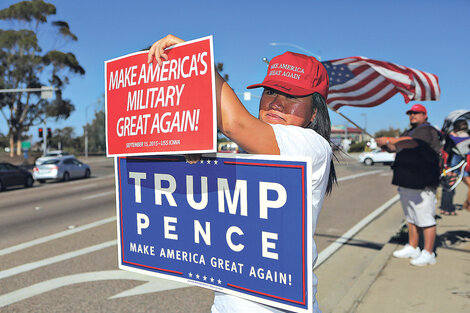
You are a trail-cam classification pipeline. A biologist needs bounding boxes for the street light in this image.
[269,42,322,61]
[361,113,367,131]
[361,113,368,142]
[84,97,102,158]
[85,104,90,158]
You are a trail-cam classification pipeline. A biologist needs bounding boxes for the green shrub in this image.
[349,142,367,152]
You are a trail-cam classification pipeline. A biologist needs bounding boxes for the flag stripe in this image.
[328,77,390,102]
[329,84,397,109]
[324,56,440,110]
[330,69,379,93]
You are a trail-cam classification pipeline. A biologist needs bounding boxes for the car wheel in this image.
[364,158,374,166]
[25,176,34,188]
[63,172,70,182]
[84,168,91,178]
[38,179,46,184]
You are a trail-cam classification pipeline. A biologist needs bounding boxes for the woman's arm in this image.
[148,35,279,155]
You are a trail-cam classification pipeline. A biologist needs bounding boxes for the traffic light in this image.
[38,128,43,138]
[47,128,52,139]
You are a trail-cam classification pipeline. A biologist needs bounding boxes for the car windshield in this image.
[45,151,69,157]
[42,159,60,165]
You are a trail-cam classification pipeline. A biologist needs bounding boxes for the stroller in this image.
[439,109,470,214]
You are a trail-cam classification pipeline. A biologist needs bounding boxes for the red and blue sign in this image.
[115,153,313,312]
[105,36,216,156]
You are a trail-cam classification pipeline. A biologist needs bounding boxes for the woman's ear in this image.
[310,107,318,123]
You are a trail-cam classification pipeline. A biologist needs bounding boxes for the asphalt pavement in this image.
[316,182,470,313]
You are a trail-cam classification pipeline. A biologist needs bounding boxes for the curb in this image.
[331,242,398,313]
[315,195,400,269]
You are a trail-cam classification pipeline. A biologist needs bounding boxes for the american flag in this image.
[322,57,440,110]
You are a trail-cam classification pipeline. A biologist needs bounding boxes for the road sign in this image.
[105,36,217,157]
[21,141,31,150]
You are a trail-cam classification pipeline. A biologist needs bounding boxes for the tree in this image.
[0,132,8,149]
[49,126,76,151]
[374,127,402,138]
[0,0,85,157]
[84,110,106,154]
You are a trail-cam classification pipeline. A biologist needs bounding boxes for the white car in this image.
[33,156,91,183]
[35,150,72,166]
[358,149,395,166]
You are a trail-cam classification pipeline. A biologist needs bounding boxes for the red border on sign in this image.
[118,156,183,276]
[105,36,217,157]
[117,157,308,306]
[223,160,306,306]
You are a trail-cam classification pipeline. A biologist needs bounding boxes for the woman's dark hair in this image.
[308,92,337,194]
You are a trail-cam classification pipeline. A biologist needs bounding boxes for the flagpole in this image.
[326,104,375,138]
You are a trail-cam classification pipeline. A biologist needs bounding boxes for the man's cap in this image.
[406,104,427,115]
[247,51,329,99]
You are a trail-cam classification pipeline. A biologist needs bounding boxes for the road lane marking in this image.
[0,216,116,256]
[314,194,400,269]
[32,175,115,190]
[71,183,97,191]
[337,169,385,182]
[0,270,188,307]
[82,191,115,200]
[0,240,116,280]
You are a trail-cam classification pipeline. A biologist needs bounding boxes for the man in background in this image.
[376,104,441,266]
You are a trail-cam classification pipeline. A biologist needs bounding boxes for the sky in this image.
[1,0,469,142]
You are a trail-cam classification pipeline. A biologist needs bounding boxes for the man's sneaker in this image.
[392,244,420,259]
[410,250,436,266]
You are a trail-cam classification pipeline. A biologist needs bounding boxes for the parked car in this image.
[35,150,72,166]
[33,156,91,183]
[358,149,395,166]
[0,162,34,191]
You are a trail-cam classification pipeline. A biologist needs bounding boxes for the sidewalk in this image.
[326,183,470,313]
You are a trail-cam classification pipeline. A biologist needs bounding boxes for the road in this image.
[0,154,397,312]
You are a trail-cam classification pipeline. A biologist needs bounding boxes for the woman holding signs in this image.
[148,34,336,313]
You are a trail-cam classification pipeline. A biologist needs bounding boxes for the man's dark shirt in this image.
[391,123,441,189]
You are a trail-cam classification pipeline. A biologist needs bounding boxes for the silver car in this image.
[35,150,72,166]
[33,156,91,183]
[358,149,395,166]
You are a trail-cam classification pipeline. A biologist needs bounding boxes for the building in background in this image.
[331,125,371,143]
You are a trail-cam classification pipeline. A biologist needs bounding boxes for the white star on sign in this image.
[196,274,200,279]
[188,272,193,277]
[217,279,222,285]
[214,160,218,165]
[206,160,211,164]
[210,277,215,283]
[203,275,207,281]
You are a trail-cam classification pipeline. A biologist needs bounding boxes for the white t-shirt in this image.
[212,124,332,313]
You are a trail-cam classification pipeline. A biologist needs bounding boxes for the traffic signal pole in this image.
[43,122,47,156]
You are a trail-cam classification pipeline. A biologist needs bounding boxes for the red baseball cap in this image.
[406,104,427,115]
[247,51,329,99]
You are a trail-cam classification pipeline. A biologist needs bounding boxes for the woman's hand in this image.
[147,34,185,66]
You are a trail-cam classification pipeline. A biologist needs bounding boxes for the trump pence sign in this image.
[115,154,314,312]
[105,36,216,156]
